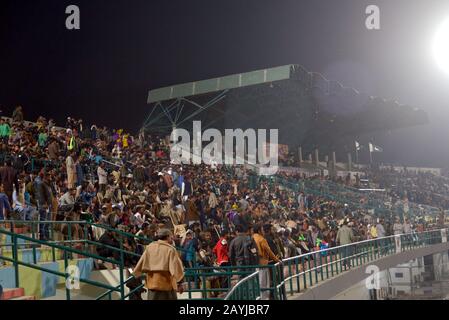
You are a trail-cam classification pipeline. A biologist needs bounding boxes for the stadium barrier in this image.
[225,228,448,300]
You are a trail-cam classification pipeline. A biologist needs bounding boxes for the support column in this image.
[314,149,319,166]
[298,146,303,165]
[332,151,336,171]
[347,153,352,171]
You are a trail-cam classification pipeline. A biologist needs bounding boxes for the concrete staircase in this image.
[1,287,36,300]
[1,225,95,300]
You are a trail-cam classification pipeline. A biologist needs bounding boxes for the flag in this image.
[369,143,383,153]
[355,141,362,151]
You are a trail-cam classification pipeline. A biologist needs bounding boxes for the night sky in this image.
[1,0,449,167]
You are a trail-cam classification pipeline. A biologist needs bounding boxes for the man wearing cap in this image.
[133,229,185,300]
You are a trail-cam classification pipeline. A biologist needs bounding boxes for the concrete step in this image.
[10,295,36,300]
[0,247,65,266]
[0,258,95,300]
[1,288,25,300]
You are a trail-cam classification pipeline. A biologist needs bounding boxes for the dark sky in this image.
[1,0,449,167]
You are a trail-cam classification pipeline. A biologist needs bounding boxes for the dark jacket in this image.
[265,234,282,260]
[133,166,146,183]
[0,166,19,193]
[34,177,52,208]
[48,141,60,160]
[229,234,258,266]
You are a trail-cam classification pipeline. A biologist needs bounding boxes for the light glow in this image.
[433,18,449,75]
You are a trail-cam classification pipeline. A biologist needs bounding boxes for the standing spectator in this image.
[66,151,76,189]
[133,162,146,190]
[133,229,184,300]
[252,223,281,300]
[213,229,230,267]
[75,156,84,187]
[208,189,219,218]
[438,209,446,228]
[369,223,378,239]
[403,218,412,234]
[47,138,60,161]
[34,172,53,240]
[263,224,283,261]
[185,196,200,228]
[38,130,48,148]
[336,219,354,269]
[393,217,404,235]
[0,184,12,220]
[12,106,24,123]
[376,219,387,255]
[376,219,386,238]
[229,225,258,268]
[0,159,19,203]
[0,119,10,144]
[181,176,192,201]
[97,162,108,194]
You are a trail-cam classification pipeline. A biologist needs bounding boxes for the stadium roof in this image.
[144,64,428,158]
[148,65,301,104]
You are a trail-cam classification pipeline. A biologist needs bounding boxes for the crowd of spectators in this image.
[0,106,447,298]
[365,167,449,209]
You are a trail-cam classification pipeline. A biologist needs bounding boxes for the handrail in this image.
[225,227,448,300]
[95,275,145,300]
[0,219,191,255]
[0,228,119,265]
[224,271,260,300]
[282,228,444,263]
[0,227,126,300]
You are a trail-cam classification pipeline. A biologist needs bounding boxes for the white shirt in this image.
[59,192,75,206]
[134,212,144,228]
[12,190,23,210]
[97,166,108,185]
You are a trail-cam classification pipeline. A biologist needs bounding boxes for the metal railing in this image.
[0,219,197,276]
[224,271,261,300]
[2,224,446,300]
[0,227,130,300]
[226,228,448,300]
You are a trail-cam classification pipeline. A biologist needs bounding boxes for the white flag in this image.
[369,143,383,153]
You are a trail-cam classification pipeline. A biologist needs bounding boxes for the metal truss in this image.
[141,90,229,134]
